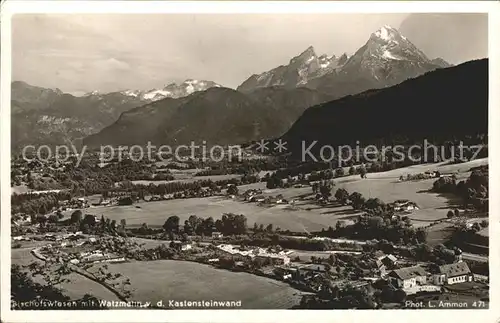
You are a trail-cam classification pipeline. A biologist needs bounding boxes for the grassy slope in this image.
[106,260,304,309]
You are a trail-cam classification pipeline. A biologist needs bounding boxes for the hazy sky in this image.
[12,13,488,95]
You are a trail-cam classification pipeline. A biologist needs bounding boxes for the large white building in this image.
[388,265,427,289]
[216,244,290,265]
[434,262,473,285]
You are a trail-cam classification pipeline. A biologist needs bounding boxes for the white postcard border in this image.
[1,1,499,322]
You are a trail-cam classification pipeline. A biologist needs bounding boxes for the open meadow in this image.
[131,173,241,186]
[73,159,487,233]
[105,260,304,309]
[83,196,351,232]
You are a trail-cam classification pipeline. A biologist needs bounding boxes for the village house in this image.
[249,195,266,203]
[379,254,398,269]
[12,214,32,226]
[296,263,329,278]
[473,274,489,283]
[273,266,295,280]
[216,244,291,265]
[424,171,437,178]
[92,199,108,206]
[216,244,253,261]
[13,235,31,241]
[73,197,89,208]
[243,189,262,201]
[391,200,419,212]
[275,196,288,204]
[171,242,193,251]
[376,259,387,277]
[433,262,473,285]
[255,252,290,265]
[78,250,126,264]
[388,265,428,289]
[212,232,223,239]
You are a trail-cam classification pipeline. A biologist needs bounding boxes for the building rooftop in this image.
[217,244,289,260]
[390,266,427,280]
[439,262,471,278]
[382,254,398,262]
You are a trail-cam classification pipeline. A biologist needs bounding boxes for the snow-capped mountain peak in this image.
[84,90,101,96]
[291,46,316,64]
[237,46,348,91]
[120,89,141,97]
[351,25,431,64]
[336,25,447,86]
[115,79,221,101]
[239,25,450,93]
[372,25,403,42]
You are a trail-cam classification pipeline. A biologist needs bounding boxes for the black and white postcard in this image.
[1,1,499,323]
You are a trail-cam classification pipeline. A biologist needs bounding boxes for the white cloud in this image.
[12,13,487,94]
[95,58,131,71]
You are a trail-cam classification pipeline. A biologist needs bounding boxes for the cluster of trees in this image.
[11,191,72,216]
[226,184,239,196]
[194,169,229,177]
[400,171,440,182]
[152,172,175,181]
[264,164,367,190]
[11,264,103,310]
[161,213,248,237]
[351,215,427,244]
[334,188,350,205]
[315,187,427,245]
[347,165,367,178]
[265,173,285,189]
[67,211,127,236]
[449,219,489,250]
[446,209,461,219]
[190,157,286,176]
[126,243,178,261]
[298,285,378,309]
[308,168,342,182]
[14,158,175,196]
[312,180,335,200]
[317,215,425,246]
[409,243,461,265]
[269,162,331,180]
[234,235,363,252]
[194,168,260,184]
[252,222,277,233]
[432,167,488,211]
[334,188,390,216]
[155,162,194,170]
[24,171,65,191]
[116,176,257,198]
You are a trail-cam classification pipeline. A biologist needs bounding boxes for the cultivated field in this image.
[105,260,304,309]
[78,159,487,233]
[131,174,241,185]
[85,196,351,232]
[334,159,488,227]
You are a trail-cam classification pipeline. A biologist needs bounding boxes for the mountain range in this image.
[282,58,488,158]
[86,79,222,101]
[237,47,350,92]
[83,87,334,147]
[11,79,220,149]
[238,25,450,98]
[12,25,461,149]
